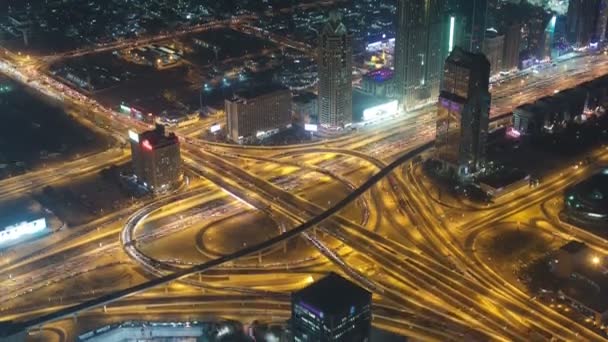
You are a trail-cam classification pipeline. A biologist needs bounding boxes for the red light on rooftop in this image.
[142,139,153,151]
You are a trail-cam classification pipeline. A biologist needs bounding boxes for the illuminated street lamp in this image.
[592,256,601,266]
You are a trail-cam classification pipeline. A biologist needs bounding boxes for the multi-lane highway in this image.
[2,22,608,341]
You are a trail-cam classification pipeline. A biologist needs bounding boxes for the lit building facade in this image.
[503,21,522,71]
[129,124,181,192]
[538,16,557,61]
[597,0,608,43]
[445,0,497,53]
[225,85,292,142]
[435,47,490,178]
[482,29,504,76]
[394,0,450,111]
[317,12,353,128]
[566,0,602,47]
[291,273,372,342]
[361,68,395,98]
[0,217,46,245]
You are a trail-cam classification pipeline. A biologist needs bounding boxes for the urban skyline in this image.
[0,0,608,341]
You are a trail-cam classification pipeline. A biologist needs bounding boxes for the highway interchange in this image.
[1,20,608,342]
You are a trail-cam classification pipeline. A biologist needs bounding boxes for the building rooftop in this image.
[364,68,394,83]
[566,170,608,218]
[446,46,490,70]
[559,240,588,255]
[230,84,289,102]
[478,168,528,189]
[292,91,317,104]
[138,124,179,149]
[562,262,608,313]
[294,272,371,315]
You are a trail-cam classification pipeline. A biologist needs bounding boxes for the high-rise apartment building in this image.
[225,85,292,142]
[482,29,504,76]
[567,0,602,47]
[291,272,372,342]
[539,15,557,60]
[394,0,450,111]
[597,0,608,43]
[317,12,353,128]
[435,47,491,178]
[446,0,497,52]
[503,21,522,71]
[129,124,181,192]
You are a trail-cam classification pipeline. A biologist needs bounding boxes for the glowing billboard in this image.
[128,130,139,142]
[304,124,318,132]
[0,218,47,244]
[449,16,455,52]
[209,124,221,133]
[142,139,153,151]
[362,100,398,121]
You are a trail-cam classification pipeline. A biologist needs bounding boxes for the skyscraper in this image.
[446,0,496,52]
[129,124,181,192]
[482,29,504,76]
[566,0,602,47]
[503,21,522,71]
[539,15,557,60]
[393,0,449,111]
[435,47,491,178]
[291,272,372,341]
[317,12,353,128]
[596,0,608,43]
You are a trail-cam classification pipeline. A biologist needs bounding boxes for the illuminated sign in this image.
[440,97,463,113]
[142,139,153,151]
[304,124,318,132]
[120,104,131,114]
[506,127,521,138]
[449,16,455,52]
[128,130,139,142]
[0,218,47,244]
[362,100,398,121]
[209,124,221,133]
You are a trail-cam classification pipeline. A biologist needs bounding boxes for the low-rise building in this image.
[549,241,608,325]
[361,68,395,98]
[225,85,292,142]
[565,169,608,224]
[291,272,372,341]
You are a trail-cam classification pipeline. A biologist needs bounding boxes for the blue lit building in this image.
[291,272,372,342]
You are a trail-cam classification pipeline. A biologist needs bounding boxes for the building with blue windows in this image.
[291,272,372,342]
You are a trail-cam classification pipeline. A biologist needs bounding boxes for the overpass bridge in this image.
[0,142,432,339]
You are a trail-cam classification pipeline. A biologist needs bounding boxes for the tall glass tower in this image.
[435,47,491,178]
[393,0,449,111]
[317,12,353,128]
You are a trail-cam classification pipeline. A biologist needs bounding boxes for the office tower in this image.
[225,85,292,142]
[293,92,319,127]
[393,0,449,111]
[482,29,504,76]
[317,12,353,128]
[539,15,557,60]
[435,47,491,178]
[567,0,601,47]
[503,21,522,71]
[446,0,496,52]
[129,124,181,192]
[596,0,608,43]
[291,272,372,342]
